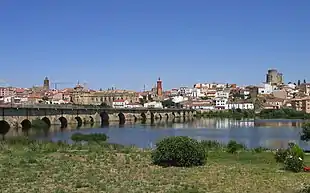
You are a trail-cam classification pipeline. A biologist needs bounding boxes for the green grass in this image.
[0,140,309,193]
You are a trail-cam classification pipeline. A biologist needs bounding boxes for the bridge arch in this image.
[141,112,146,120]
[118,112,125,124]
[0,120,10,140]
[75,116,83,127]
[89,116,94,124]
[172,112,176,117]
[21,119,32,134]
[165,113,169,119]
[150,112,155,120]
[59,116,68,128]
[133,115,138,122]
[100,112,109,124]
[42,117,51,127]
[158,113,162,120]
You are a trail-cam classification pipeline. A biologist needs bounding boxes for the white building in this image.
[112,99,128,108]
[215,98,228,109]
[143,101,163,108]
[172,96,188,103]
[227,102,254,110]
[192,88,205,98]
[126,103,143,108]
[258,83,276,95]
[179,87,193,97]
[215,90,230,98]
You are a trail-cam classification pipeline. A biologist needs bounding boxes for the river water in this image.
[17,118,310,150]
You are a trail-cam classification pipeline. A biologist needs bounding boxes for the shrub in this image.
[288,143,305,160]
[275,149,288,163]
[284,155,304,173]
[151,136,206,167]
[227,140,246,154]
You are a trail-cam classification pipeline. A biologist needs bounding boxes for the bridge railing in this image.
[0,103,193,111]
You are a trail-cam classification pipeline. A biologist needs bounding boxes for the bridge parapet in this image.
[0,106,195,133]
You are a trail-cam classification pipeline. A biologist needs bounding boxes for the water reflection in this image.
[6,118,310,150]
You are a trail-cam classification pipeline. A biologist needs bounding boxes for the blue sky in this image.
[0,0,309,91]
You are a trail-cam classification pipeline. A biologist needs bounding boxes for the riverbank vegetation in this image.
[195,108,310,120]
[0,135,310,193]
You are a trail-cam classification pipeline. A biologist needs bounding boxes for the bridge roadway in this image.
[0,104,196,132]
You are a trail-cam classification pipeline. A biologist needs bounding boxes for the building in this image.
[215,89,230,99]
[227,101,254,110]
[299,83,310,95]
[43,77,50,90]
[291,97,310,113]
[156,77,163,96]
[264,98,285,109]
[215,98,228,109]
[258,83,275,95]
[112,99,128,108]
[272,90,288,99]
[71,85,139,106]
[0,87,15,97]
[144,101,163,108]
[126,102,143,108]
[266,69,283,85]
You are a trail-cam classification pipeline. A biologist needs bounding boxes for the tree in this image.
[298,80,301,86]
[139,98,146,105]
[301,122,310,141]
[162,99,174,108]
[304,79,306,84]
[100,102,110,108]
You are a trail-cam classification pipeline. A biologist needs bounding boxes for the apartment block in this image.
[291,97,310,113]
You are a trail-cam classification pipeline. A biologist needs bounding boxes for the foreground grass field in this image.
[0,140,309,193]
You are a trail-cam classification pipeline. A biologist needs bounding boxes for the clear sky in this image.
[0,0,309,91]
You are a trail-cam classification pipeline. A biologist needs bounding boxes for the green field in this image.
[0,140,309,193]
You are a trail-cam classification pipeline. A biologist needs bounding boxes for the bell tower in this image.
[156,77,163,96]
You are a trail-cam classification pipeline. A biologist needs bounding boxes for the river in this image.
[11,118,310,150]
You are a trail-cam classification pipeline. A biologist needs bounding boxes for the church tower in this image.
[43,77,50,90]
[156,77,163,96]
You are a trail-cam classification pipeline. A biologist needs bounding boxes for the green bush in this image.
[227,140,246,154]
[301,122,310,141]
[151,136,207,167]
[71,133,108,143]
[274,149,288,163]
[284,155,304,173]
[288,143,305,160]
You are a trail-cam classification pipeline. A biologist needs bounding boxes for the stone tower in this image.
[156,77,163,96]
[43,77,50,90]
[266,69,283,85]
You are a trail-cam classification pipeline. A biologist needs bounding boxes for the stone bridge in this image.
[0,105,196,132]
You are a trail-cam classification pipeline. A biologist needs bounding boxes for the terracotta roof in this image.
[113,99,125,102]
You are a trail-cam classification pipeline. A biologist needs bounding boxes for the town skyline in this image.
[1,1,309,90]
[0,68,308,92]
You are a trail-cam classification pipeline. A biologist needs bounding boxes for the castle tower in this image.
[43,77,50,90]
[156,77,163,96]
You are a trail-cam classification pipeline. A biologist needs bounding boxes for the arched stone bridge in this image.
[0,106,196,130]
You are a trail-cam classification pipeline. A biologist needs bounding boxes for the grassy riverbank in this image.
[0,139,310,193]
